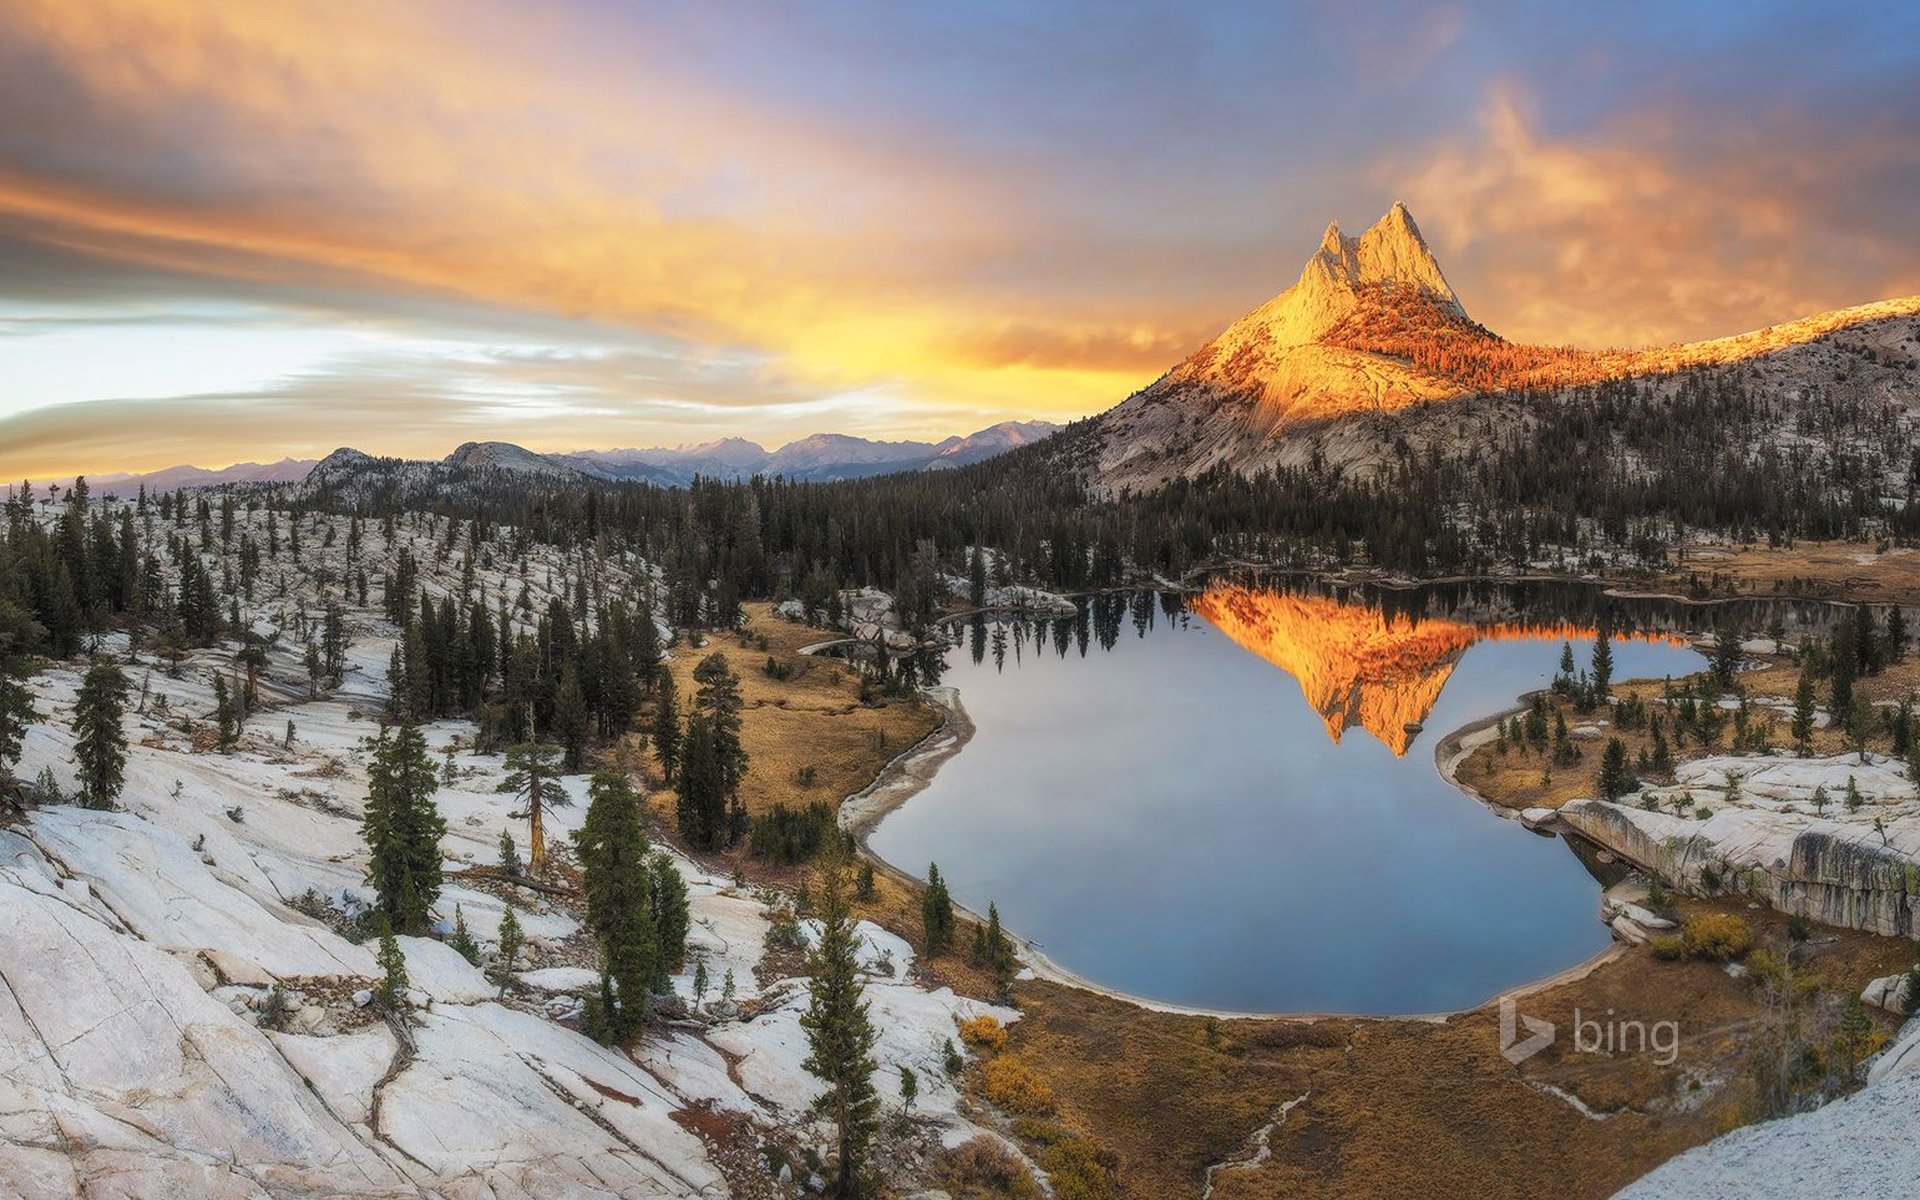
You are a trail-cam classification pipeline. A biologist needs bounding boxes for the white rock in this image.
[517,966,603,995]
[1862,970,1916,1015]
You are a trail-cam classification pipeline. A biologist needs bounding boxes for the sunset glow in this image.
[3,1,1917,477]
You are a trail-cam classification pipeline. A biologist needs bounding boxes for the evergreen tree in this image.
[498,742,571,876]
[212,673,238,751]
[73,660,130,809]
[496,904,525,991]
[374,920,411,1012]
[1792,671,1817,756]
[497,828,523,877]
[1830,615,1858,715]
[1886,605,1908,664]
[1711,620,1743,692]
[575,770,666,1039]
[676,712,728,850]
[447,903,481,964]
[801,846,881,1198]
[693,652,749,797]
[553,663,591,769]
[649,852,691,966]
[921,862,955,956]
[0,605,38,784]
[1590,627,1614,700]
[361,723,446,935]
[652,670,681,781]
[1597,736,1635,801]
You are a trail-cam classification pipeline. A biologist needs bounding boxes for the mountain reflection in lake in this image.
[867,579,1720,1015]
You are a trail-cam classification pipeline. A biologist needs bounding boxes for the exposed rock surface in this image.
[1613,1019,1920,1199]
[1558,753,1920,939]
[0,499,1013,1197]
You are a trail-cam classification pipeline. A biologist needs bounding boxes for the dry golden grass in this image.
[630,602,1008,984]
[1644,541,1920,603]
[1003,898,1911,1200]
[642,601,938,830]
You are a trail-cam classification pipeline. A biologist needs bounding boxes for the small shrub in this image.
[1649,934,1687,961]
[939,1135,1038,1199]
[959,1013,1008,1053]
[1039,1136,1120,1200]
[981,1055,1054,1114]
[1682,912,1753,961]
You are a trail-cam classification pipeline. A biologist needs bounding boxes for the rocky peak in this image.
[444,441,579,476]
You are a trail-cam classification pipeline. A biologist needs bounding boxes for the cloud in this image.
[1389,82,1920,347]
[0,0,1178,426]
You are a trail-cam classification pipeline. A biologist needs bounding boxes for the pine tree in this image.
[374,920,410,1012]
[498,742,570,876]
[361,723,446,935]
[1598,736,1635,801]
[649,852,690,966]
[1792,671,1817,756]
[73,660,130,809]
[0,638,37,785]
[921,863,954,956]
[212,673,238,751]
[553,663,591,769]
[801,846,881,1198]
[984,901,1014,1001]
[676,712,727,850]
[497,828,523,877]
[652,669,681,781]
[693,652,749,798]
[448,903,481,964]
[496,904,524,991]
[1711,620,1742,692]
[1590,627,1614,700]
[575,770,664,1039]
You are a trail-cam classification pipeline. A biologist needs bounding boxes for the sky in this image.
[2,0,1918,479]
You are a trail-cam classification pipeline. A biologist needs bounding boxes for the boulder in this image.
[1863,970,1916,1015]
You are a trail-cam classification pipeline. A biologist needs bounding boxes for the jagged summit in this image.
[1082,202,1920,493]
[1235,202,1466,351]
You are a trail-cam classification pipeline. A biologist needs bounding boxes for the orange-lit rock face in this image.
[1192,585,1686,755]
[1193,586,1476,755]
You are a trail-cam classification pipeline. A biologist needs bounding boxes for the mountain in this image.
[1192,583,1695,756]
[444,441,586,478]
[559,419,1062,485]
[51,457,318,495]
[1080,203,1920,492]
[42,419,1061,497]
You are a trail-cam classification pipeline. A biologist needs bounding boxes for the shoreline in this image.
[840,665,1632,1026]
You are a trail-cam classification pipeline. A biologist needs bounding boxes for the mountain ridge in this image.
[1080,204,1920,492]
[42,419,1062,494]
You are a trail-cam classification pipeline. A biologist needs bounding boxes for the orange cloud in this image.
[0,0,1173,430]
[1390,82,1920,348]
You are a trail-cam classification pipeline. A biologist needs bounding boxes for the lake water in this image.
[868,581,1714,1014]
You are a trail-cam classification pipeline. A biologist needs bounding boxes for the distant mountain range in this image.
[65,420,1061,494]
